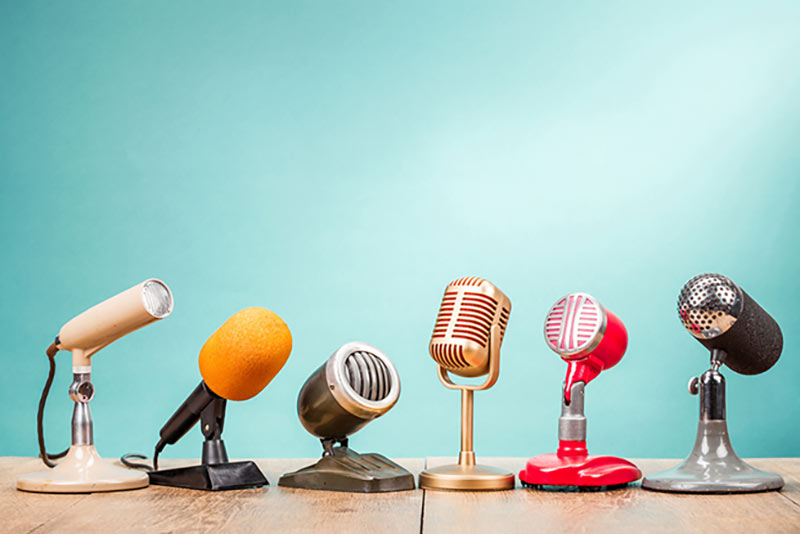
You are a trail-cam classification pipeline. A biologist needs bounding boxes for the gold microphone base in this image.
[16,445,149,493]
[419,462,515,491]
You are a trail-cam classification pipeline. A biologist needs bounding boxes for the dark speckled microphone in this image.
[677,273,783,374]
[643,273,785,493]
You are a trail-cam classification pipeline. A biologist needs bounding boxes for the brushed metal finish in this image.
[558,382,586,442]
[69,372,93,446]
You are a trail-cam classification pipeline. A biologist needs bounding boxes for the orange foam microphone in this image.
[147,307,292,491]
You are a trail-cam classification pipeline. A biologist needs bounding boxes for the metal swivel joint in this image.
[68,370,94,446]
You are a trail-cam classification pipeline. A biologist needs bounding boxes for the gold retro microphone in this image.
[418,276,515,491]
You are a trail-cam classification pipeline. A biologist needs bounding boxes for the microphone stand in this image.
[418,325,515,491]
[642,349,784,493]
[148,398,268,491]
[17,355,149,493]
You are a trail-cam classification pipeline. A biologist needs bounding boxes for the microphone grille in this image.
[343,350,393,402]
[544,293,605,357]
[429,277,510,375]
[678,273,743,339]
[142,279,173,318]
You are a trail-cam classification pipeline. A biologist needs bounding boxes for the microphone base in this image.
[17,445,149,493]
[419,462,515,491]
[278,447,415,493]
[519,441,641,491]
[149,461,268,491]
[642,420,784,493]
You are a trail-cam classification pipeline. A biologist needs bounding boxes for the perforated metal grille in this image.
[677,273,742,339]
[343,351,392,401]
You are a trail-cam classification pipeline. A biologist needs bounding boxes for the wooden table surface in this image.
[2,457,799,533]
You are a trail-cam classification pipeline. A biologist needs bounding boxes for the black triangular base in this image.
[149,461,268,491]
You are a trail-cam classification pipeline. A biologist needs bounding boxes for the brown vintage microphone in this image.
[418,276,515,491]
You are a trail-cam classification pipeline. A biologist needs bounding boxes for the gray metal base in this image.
[642,420,783,493]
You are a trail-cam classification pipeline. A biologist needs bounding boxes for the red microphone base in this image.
[519,441,641,491]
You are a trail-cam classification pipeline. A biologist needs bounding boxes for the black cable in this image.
[37,343,69,468]
[120,453,154,471]
[120,443,162,472]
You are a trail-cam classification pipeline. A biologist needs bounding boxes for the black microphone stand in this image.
[148,398,268,491]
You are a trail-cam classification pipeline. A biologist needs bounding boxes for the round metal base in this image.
[17,445,148,494]
[642,460,784,494]
[642,420,784,494]
[419,463,515,491]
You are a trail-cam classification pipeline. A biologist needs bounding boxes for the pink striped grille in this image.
[544,293,603,354]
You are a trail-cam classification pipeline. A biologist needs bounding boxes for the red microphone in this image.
[543,293,627,402]
[520,292,641,490]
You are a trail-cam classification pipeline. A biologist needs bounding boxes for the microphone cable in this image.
[37,340,161,472]
[120,451,158,472]
[36,342,69,467]
[121,438,165,471]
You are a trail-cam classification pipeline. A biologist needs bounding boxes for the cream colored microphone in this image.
[418,276,515,491]
[17,279,173,494]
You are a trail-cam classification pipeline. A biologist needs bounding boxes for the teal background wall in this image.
[2,1,799,462]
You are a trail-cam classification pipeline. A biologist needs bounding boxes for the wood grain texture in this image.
[3,457,800,534]
[1,457,424,534]
[421,457,800,534]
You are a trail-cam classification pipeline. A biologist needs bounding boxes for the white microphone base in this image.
[16,444,149,493]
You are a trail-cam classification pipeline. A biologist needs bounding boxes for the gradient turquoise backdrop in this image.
[2,2,799,463]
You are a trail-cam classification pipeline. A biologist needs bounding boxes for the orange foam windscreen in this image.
[198,307,293,401]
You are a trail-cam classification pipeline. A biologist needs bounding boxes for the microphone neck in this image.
[710,348,727,371]
[200,396,229,465]
[558,381,587,444]
[458,389,475,467]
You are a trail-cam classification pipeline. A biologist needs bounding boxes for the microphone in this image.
[17,279,173,494]
[278,342,414,492]
[543,292,627,402]
[429,276,511,379]
[643,273,785,493]
[56,279,173,363]
[418,276,515,491]
[520,292,641,490]
[148,307,292,491]
[677,273,783,375]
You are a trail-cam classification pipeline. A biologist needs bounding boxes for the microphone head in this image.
[57,278,173,355]
[429,277,511,378]
[198,307,293,401]
[543,293,628,398]
[544,292,625,368]
[297,342,400,440]
[678,273,782,375]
